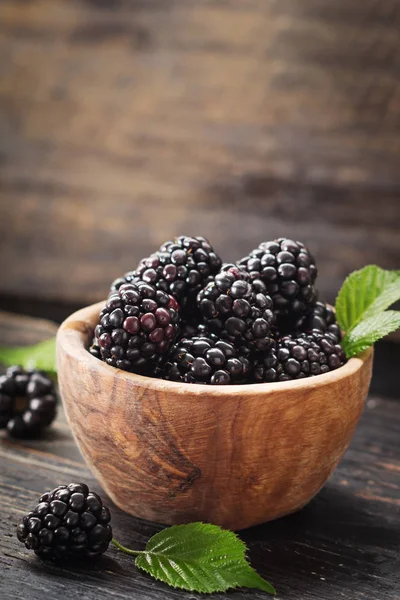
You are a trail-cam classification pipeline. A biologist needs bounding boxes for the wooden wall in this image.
[0,0,399,312]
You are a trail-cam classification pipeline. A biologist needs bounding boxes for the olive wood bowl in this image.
[57,302,373,530]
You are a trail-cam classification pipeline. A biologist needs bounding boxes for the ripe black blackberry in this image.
[111,236,222,317]
[295,301,341,343]
[94,281,180,374]
[164,334,251,384]
[197,264,276,352]
[238,238,318,322]
[253,331,346,383]
[0,366,57,438]
[16,483,112,560]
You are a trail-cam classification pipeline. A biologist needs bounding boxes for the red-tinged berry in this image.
[92,281,179,375]
[110,236,222,317]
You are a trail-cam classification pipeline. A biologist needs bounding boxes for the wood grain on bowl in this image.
[57,302,373,530]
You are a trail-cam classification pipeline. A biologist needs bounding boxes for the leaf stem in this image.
[111,538,145,556]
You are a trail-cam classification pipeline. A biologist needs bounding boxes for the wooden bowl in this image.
[57,302,373,530]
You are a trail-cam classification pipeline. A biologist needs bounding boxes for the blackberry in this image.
[296,301,341,342]
[164,334,251,384]
[16,483,112,560]
[0,366,57,438]
[93,281,180,374]
[197,264,276,351]
[111,236,222,316]
[238,238,318,322]
[253,331,346,383]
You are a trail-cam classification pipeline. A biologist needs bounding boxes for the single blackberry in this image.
[253,331,346,383]
[16,483,112,560]
[197,264,276,351]
[238,238,318,322]
[164,334,251,384]
[111,236,222,317]
[0,366,57,438]
[93,281,180,374]
[295,301,341,342]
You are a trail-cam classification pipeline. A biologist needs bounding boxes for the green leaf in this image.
[335,265,400,333]
[0,338,57,375]
[343,311,400,358]
[134,522,276,595]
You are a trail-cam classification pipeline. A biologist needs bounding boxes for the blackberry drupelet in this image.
[253,331,346,383]
[296,301,341,342]
[197,264,276,351]
[164,334,251,384]
[16,483,112,560]
[0,366,57,438]
[110,236,222,317]
[88,341,101,360]
[238,238,318,323]
[94,281,179,374]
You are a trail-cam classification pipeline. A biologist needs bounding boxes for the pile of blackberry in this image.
[0,367,57,438]
[90,236,346,384]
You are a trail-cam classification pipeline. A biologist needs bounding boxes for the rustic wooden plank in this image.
[0,310,58,346]
[1,396,399,599]
[0,0,399,307]
[1,177,399,309]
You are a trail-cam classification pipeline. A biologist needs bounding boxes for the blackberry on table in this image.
[164,334,251,384]
[93,281,180,374]
[16,483,112,560]
[253,331,346,383]
[0,366,57,438]
[111,236,222,317]
[197,264,276,352]
[296,301,341,342]
[238,238,318,323]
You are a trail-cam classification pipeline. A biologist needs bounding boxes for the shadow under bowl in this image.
[57,302,373,530]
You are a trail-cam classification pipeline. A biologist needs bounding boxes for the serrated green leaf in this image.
[0,338,57,375]
[335,265,400,333]
[342,311,400,358]
[135,522,275,595]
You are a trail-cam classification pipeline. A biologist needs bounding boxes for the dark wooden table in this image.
[0,312,399,600]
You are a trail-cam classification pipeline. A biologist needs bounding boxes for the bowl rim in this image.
[57,301,373,398]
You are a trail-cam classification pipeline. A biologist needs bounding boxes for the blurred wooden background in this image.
[0,0,399,319]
